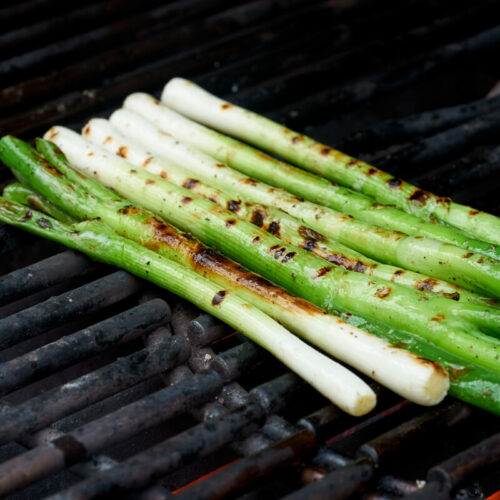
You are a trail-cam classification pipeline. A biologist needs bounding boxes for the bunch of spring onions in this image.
[0,78,499,415]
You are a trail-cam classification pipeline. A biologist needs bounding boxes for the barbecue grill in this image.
[0,0,499,498]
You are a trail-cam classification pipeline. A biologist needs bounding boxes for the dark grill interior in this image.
[0,1,499,498]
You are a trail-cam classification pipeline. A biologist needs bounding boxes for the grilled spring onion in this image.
[6,138,500,415]
[162,78,500,249]
[0,198,378,416]
[100,107,500,299]
[8,139,452,406]
[36,129,500,372]
[126,91,500,261]
[2,182,76,224]
[83,116,496,309]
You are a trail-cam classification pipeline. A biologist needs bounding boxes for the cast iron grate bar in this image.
[0,250,92,307]
[0,298,169,397]
[0,270,141,350]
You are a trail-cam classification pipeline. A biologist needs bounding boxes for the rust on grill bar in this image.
[0,0,499,498]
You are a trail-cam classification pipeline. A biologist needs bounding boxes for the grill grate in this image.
[0,0,499,498]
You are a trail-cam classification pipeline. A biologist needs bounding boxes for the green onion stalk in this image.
[3,136,500,414]
[1,139,457,409]
[0,198,380,416]
[162,78,500,249]
[102,107,500,299]
[2,182,76,224]
[83,116,496,309]
[35,129,500,374]
[126,91,500,262]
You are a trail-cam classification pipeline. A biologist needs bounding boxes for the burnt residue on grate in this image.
[0,0,500,499]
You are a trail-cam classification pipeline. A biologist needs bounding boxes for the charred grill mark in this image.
[415,278,439,292]
[116,146,128,159]
[392,269,405,280]
[469,210,480,216]
[353,261,368,272]
[291,135,304,144]
[366,168,377,176]
[191,247,323,314]
[225,218,237,228]
[118,205,141,215]
[37,218,51,228]
[243,177,258,185]
[273,248,285,259]
[320,147,331,156]
[282,252,296,263]
[215,163,226,168]
[409,189,430,206]
[148,217,185,250]
[145,179,155,185]
[103,136,113,144]
[250,209,266,227]
[82,125,91,136]
[302,239,316,251]
[39,156,64,177]
[221,103,232,110]
[443,292,460,301]
[387,178,403,189]
[436,196,451,207]
[183,178,199,190]
[181,197,192,204]
[375,286,392,298]
[227,200,241,212]
[143,157,153,167]
[462,252,474,259]
[160,171,168,179]
[298,225,326,242]
[431,314,445,322]
[212,290,227,305]
[19,209,33,222]
[314,266,333,279]
[416,357,447,377]
[326,253,368,273]
[268,221,280,237]
[346,160,358,168]
[269,244,280,252]
[47,127,59,140]
[252,236,260,244]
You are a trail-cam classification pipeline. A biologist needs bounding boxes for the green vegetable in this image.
[30,130,500,373]
[2,135,500,414]
[101,107,500,298]
[2,182,76,224]
[127,91,500,262]
[0,197,377,415]
[84,116,496,309]
[162,78,500,249]
[14,141,452,406]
